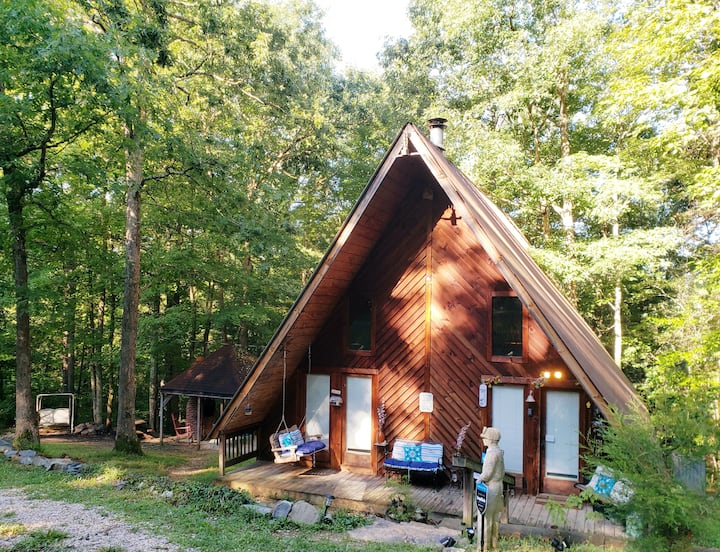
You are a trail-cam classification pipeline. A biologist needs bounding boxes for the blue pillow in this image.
[279,432,294,448]
[592,474,615,497]
[403,444,421,462]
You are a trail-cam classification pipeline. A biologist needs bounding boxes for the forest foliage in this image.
[0,0,717,467]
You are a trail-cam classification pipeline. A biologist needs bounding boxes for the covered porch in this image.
[218,460,627,546]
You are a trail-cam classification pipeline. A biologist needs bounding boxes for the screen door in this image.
[491,385,524,473]
[544,390,579,479]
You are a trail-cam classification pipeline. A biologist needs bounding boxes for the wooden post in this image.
[463,468,474,526]
[218,432,226,476]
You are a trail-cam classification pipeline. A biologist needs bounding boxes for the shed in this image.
[209,122,642,494]
[160,343,253,442]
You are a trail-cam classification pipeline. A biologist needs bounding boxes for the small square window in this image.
[491,296,523,357]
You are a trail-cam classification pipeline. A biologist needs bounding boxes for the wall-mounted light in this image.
[419,392,434,413]
[526,389,535,417]
[244,404,253,416]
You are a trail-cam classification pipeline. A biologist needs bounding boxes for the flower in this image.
[454,421,471,453]
[377,401,386,431]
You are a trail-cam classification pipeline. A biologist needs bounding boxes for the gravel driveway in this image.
[0,488,186,551]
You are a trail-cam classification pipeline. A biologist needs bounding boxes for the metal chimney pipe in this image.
[428,117,448,149]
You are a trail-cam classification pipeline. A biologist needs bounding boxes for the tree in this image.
[0,0,109,447]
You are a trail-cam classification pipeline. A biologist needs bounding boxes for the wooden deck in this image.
[218,461,626,546]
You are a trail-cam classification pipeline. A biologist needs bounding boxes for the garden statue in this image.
[477,426,504,551]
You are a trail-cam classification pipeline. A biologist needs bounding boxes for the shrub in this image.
[585,406,717,550]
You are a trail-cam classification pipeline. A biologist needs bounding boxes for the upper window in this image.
[491,295,524,358]
[348,296,372,351]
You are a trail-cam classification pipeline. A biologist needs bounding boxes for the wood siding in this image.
[309,180,586,493]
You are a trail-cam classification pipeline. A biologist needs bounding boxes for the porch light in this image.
[525,390,535,403]
[553,370,563,379]
[244,404,252,416]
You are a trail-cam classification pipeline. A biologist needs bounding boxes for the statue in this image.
[477,426,504,551]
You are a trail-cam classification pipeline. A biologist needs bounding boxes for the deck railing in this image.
[218,425,260,476]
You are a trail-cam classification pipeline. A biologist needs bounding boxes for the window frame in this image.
[488,292,528,362]
[345,295,375,355]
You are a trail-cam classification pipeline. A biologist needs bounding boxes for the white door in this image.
[306,374,330,445]
[491,385,524,473]
[345,376,372,453]
[544,390,579,479]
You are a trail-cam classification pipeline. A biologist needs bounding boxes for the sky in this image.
[317,0,413,71]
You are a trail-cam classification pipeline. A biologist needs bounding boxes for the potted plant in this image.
[376,400,387,445]
[452,421,471,467]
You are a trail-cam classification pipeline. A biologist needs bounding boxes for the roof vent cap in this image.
[428,117,448,150]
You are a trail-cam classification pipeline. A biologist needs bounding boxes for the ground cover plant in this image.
[0,438,616,551]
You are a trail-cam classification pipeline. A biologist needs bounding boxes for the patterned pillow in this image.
[403,444,422,462]
[589,473,615,497]
[290,428,304,446]
[279,432,294,448]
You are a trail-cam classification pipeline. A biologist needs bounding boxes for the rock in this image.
[272,500,293,520]
[288,500,320,524]
[32,456,53,469]
[242,504,272,516]
[18,449,37,457]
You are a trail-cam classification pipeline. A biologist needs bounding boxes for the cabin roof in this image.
[209,123,640,438]
[161,343,254,399]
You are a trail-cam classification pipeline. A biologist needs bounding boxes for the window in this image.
[491,295,523,358]
[348,296,372,351]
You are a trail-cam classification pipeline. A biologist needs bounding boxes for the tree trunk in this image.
[62,269,77,394]
[105,292,117,429]
[5,169,39,448]
[148,294,161,432]
[612,219,622,367]
[115,128,143,454]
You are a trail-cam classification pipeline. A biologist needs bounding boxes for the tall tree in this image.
[0,0,109,446]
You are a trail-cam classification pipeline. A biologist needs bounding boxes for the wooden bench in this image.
[575,465,634,507]
[269,425,326,467]
[383,439,444,487]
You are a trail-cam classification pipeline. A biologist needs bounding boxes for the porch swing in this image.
[269,346,326,466]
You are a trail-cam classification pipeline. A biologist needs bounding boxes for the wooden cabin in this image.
[209,121,640,496]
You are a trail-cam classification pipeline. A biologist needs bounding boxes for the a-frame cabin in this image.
[209,121,640,495]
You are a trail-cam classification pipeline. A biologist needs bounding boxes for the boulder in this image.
[271,500,293,520]
[288,500,320,525]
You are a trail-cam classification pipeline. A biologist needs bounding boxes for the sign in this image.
[418,392,434,413]
[475,480,488,515]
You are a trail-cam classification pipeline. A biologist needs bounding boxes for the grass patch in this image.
[0,440,636,551]
[0,522,27,538]
[6,528,68,552]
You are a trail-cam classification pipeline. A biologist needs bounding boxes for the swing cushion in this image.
[297,440,326,455]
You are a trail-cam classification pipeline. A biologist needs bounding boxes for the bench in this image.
[383,439,444,486]
[269,425,326,467]
[576,465,634,507]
